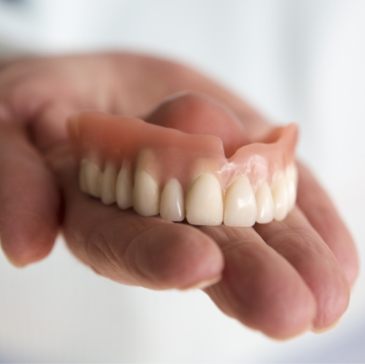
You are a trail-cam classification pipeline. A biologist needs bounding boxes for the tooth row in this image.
[79,158,297,226]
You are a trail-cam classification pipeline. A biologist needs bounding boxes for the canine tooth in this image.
[160,178,184,222]
[116,162,133,209]
[286,164,298,209]
[224,175,256,227]
[271,171,289,221]
[101,161,117,205]
[79,159,88,193]
[133,170,159,216]
[255,182,274,223]
[84,159,102,197]
[186,173,223,226]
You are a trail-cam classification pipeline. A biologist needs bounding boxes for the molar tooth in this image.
[271,171,289,221]
[186,173,223,226]
[255,182,274,223]
[133,170,160,216]
[160,178,184,222]
[223,175,256,227]
[79,159,88,193]
[84,158,102,197]
[116,161,133,209]
[101,161,117,205]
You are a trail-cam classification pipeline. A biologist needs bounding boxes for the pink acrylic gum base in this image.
[69,112,298,192]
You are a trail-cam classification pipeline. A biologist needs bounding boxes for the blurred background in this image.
[0,0,364,362]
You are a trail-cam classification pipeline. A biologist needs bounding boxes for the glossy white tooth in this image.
[116,162,133,209]
[255,182,274,223]
[100,161,117,205]
[133,170,159,216]
[224,175,256,227]
[160,178,184,222]
[79,159,88,193]
[271,171,289,221]
[286,164,298,209]
[84,159,102,197]
[186,173,223,226]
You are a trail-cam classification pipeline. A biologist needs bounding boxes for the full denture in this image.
[69,111,298,227]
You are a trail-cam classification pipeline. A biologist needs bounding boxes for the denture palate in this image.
[69,112,298,227]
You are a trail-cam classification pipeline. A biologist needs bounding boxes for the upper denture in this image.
[69,111,298,226]
[70,112,297,188]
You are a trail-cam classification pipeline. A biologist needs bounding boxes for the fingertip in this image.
[128,223,224,290]
[246,274,317,340]
[312,318,341,334]
[0,223,57,267]
[311,269,350,331]
[210,234,317,339]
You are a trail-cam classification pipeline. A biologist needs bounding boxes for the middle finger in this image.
[254,207,350,331]
[201,225,316,339]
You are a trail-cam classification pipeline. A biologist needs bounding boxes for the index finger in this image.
[0,122,59,266]
[49,146,224,290]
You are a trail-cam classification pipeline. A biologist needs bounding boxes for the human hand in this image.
[0,53,358,338]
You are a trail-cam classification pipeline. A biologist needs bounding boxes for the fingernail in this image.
[0,235,30,268]
[180,275,221,291]
[312,319,341,334]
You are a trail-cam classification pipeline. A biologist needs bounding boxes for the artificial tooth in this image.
[79,159,88,193]
[286,164,298,209]
[84,158,102,197]
[116,161,133,209]
[223,175,256,227]
[271,171,289,221]
[186,173,223,226]
[133,170,160,216]
[255,182,274,223]
[160,178,184,222]
[100,161,117,205]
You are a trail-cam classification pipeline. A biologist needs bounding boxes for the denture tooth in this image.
[255,182,274,223]
[286,163,298,209]
[186,173,223,226]
[116,161,133,209]
[132,150,160,216]
[133,170,160,216]
[223,175,256,227]
[79,159,88,193]
[271,171,289,221]
[160,178,184,222]
[100,161,117,205]
[84,158,102,197]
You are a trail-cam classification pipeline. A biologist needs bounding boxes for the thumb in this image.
[30,101,79,152]
[146,91,251,156]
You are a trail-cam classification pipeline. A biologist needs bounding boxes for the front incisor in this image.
[186,173,223,226]
[133,170,160,216]
[255,182,274,223]
[224,175,257,227]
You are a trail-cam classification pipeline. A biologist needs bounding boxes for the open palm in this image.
[0,53,358,338]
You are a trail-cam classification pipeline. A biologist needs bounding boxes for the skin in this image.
[0,53,359,339]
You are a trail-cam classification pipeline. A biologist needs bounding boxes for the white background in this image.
[0,0,364,362]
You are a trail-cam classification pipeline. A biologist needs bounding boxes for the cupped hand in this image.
[0,53,359,338]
